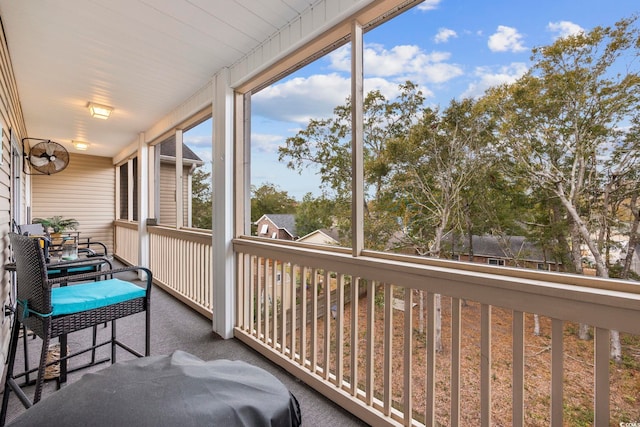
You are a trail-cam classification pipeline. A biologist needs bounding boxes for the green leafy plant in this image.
[33,216,79,233]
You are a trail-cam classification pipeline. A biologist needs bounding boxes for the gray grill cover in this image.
[9,351,301,427]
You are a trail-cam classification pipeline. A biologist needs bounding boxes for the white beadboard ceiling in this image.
[0,0,321,158]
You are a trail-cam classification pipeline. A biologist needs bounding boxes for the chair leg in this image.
[21,325,30,385]
[145,305,150,356]
[1,315,22,426]
[33,332,51,404]
[111,319,117,363]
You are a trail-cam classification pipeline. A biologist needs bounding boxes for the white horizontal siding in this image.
[31,154,115,254]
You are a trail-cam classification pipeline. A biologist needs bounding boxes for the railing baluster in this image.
[280,261,286,355]
[451,297,461,427]
[551,318,563,427]
[290,263,296,361]
[512,310,524,427]
[383,283,393,417]
[323,270,331,380]
[311,268,318,373]
[263,258,270,345]
[350,277,359,397]
[300,266,308,364]
[366,280,375,406]
[336,273,344,387]
[403,288,413,426]
[257,256,263,339]
[426,292,435,427]
[481,304,491,427]
[594,327,610,426]
[271,258,278,348]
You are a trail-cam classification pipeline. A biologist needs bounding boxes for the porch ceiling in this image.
[0,0,315,158]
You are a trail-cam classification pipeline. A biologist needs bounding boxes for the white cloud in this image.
[253,73,350,124]
[251,133,285,154]
[488,26,527,52]
[434,28,457,44]
[461,62,528,98]
[547,20,584,39]
[417,0,441,11]
[328,43,463,85]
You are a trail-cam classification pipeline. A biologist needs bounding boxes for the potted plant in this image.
[33,216,79,234]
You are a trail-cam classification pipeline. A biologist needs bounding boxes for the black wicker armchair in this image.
[1,233,152,426]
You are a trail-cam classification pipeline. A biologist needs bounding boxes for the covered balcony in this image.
[0,1,639,426]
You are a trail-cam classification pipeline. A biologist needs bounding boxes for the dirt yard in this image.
[308,290,640,426]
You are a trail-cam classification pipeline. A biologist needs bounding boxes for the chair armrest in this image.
[78,239,109,257]
[48,256,113,270]
[48,266,153,293]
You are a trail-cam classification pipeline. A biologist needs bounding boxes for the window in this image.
[260,224,268,234]
[118,158,138,221]
[488,259,505,266]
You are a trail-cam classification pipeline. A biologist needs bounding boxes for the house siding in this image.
[31,153,115,255]
[0,16,29,376]
[158,161,191,227]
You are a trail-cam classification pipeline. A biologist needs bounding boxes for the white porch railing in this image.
[113,224,640,426]
[114,221,213,318]
[114,220,139,266]
[232,237,640,427]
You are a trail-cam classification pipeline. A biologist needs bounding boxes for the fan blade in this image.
[52,158,67,171]
[45,142,56,156]
[30,156,50,167]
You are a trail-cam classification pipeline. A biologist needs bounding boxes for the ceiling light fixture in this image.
[87,102,113,120]
[72,140,90,151]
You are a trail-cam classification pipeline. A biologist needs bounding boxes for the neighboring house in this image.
[255,214,298,240]
[158,139,204,227]
[298,228,339,246]
[453,234,562,271]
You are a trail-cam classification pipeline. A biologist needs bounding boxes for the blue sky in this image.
[186,0,639,200]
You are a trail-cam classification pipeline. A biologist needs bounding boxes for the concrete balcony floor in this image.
[2,270,368,426]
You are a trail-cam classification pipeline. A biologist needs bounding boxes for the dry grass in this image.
[307,290,640,426]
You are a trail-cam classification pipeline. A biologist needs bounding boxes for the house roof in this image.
[160,139,204,164]
[298,228,340,244]
[257,214,297,238]
[457,235,549,263]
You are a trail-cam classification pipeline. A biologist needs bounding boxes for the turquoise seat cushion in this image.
[48,265,97,275]
[51,279,145,316]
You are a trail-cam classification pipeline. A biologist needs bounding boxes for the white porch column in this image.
[137,133,150,276]
[212,68,235,338]
[175,129,184,229]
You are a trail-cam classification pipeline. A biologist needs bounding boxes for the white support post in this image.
[148,144,156,220]
[212,68,235,339]
[175,129,184,229]
[115,165,121,220]
[351,20,364,256]
[127,159,134,221]
[137,133,150,274]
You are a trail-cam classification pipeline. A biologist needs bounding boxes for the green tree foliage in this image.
[485,15,640,278]
[484,15,640,359]
[191,168,212,230]
[279,81,425,248]
[386,98,500,257]
[250,183,297,224]
[295,193,335,238]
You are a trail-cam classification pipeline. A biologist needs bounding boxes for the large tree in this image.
[295,193,335,238]
[279,81,425,248]
[250,183,297,225]
[191,168,212,230]
[485,16,640,360]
